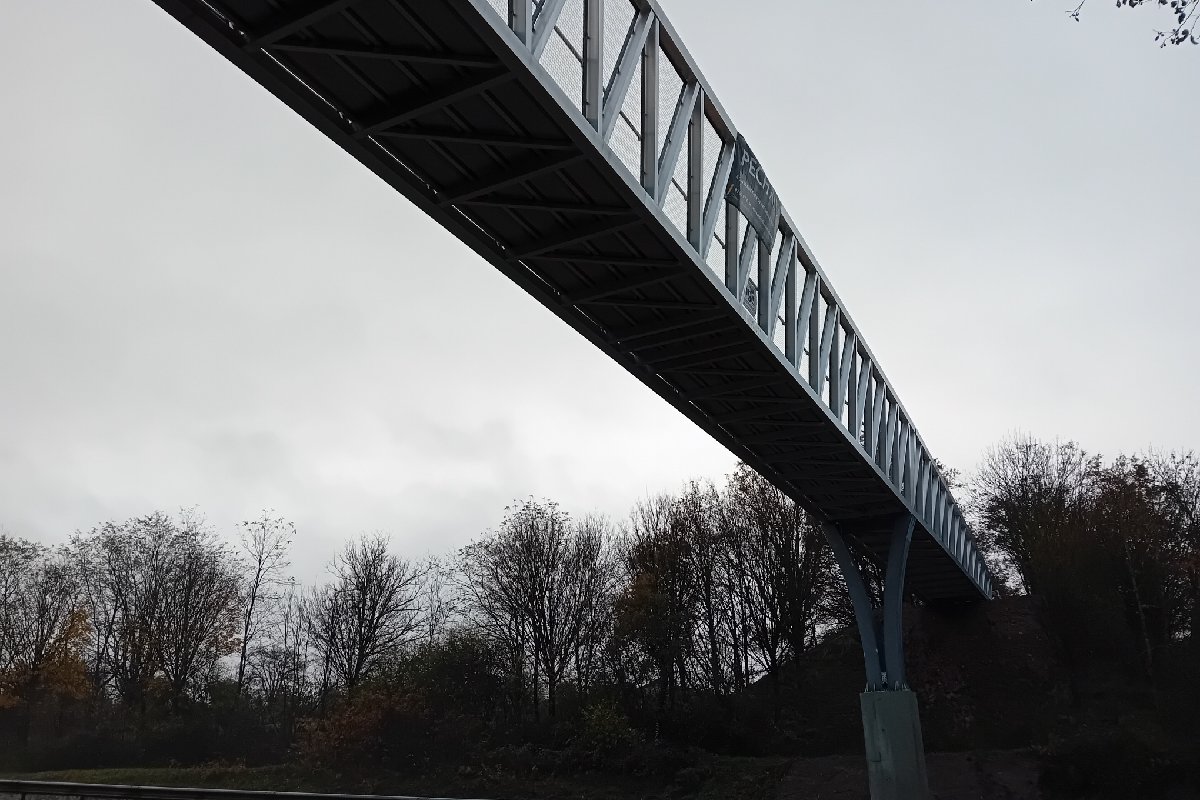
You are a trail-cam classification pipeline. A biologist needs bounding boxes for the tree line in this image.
[0,438,1197,772]
[974,436,1199,690]
[0,464,850,767]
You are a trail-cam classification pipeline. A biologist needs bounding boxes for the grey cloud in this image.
[2,0,1196,582]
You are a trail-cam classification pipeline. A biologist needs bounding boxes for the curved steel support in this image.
[822,512,915,691]
[821,521,884,690]
[883,513,916,689]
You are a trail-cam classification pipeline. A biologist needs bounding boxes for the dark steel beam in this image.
[714,404,808,425]
[646,341,757,370]
[621,320,737,352]
[515,216,641,258]
[770,457,863,468]
[358,72,512,135]
[737,431,843,445]
[440,152,581,205]
[641,336,753,366]
[268,41,500,67]
[464,197,628,212]
[527,254,680,268]
[247,0,361,48]
[612,312,723,342]
[667,367,780,378]
[565,271,683,305]
[373,128,574,150]
[682,375,783,401]
[720,395,808,404]
[587,299,718,311]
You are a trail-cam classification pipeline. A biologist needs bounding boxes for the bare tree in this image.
[72,514,175,708]
[153,511,241,709]
[722,465,834,712]
[459,499,611,717]
[308,533,422,691]
[236,512,293,699]
[70,511,240,710]
[1147,451,1200,641]
[971,434,1098,593]
[570,513,617,699]
[672,480,732,696]
[617,494,697,709]
[418,555,457,648]
[250,581,313,731]
[0,537,87,709]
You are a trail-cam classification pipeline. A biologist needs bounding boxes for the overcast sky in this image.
[2,0,1197,581]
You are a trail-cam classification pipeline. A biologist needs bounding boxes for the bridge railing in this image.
[475,0,992,598]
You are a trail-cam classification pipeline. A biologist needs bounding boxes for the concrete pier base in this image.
[860,689,930,800]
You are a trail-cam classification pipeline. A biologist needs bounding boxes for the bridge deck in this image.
[148,0,993,600]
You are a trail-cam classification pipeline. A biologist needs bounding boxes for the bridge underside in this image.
[151,0,987,601]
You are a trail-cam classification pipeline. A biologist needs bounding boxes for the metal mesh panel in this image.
[656,55,683,160]
[602,0,635,90]
[558,0,585,50]
[770,230,786,354]
[664,121,690,237]
[486,0,508,21]
[766,228,783,308]
[701,116,722,216]
[539,0,584,111]
[704,201,725,278]
[735,212,748,295]
[772,311,792,352]
[609,59,641,179]
[663,160,687,238]
[740,233,757,315]
[797,269,812,381]
[610,110,640,178]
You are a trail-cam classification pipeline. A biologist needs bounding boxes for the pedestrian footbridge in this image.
[146,0,994,606]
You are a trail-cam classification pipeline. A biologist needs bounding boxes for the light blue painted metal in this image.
[494,0,993,597]
[821,521,885,690]
[882,514,916,689]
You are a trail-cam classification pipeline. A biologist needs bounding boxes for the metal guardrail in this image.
[471,0,993,598]
[0,780,486,800]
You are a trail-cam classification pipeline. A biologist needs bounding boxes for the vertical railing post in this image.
[686,91,704,250]
[582,0,602,129]
[756,235,771,331]
[639,19,658,196]
[807,285,821,386]
[510,0,533,45]
[794,269,817,371]
[783,246,797,362]
[724,203,739,294]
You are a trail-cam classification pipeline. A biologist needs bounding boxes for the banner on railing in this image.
[725,135,781,243]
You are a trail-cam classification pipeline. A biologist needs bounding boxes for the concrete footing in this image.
[860,689,930,800]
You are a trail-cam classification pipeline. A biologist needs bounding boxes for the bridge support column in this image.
[821,514,930,800]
